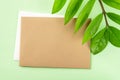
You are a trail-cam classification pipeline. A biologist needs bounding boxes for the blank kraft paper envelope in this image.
[20,16,90,68]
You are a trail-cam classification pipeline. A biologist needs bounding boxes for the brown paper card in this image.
[20,17,90,68]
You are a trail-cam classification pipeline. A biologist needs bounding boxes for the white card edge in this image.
[14,11,66,60]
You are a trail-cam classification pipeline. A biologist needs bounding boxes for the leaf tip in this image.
[51,11,55,14]
[64,17,70,25]
[64,21,68,25]
[92,52,98,55]
[52,9,57,14]
[91,49,99,55]
[82,40,86,45]
[74,28,78,33]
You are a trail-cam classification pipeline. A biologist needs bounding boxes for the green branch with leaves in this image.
[52,0,120,55]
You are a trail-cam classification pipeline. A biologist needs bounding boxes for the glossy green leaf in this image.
[102,0,120,10]
[107,12,120,25]
[52,0,67,14]
[90,28,109,55]
[82,14,103,44]
[108,26,120,47]
[64,0,83,24]
[74,0,95,33]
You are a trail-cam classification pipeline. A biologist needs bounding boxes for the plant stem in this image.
[98,0,109,27]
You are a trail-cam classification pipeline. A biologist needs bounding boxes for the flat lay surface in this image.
[0,0,120,80]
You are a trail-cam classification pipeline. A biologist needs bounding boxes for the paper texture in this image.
[14,11,90,68]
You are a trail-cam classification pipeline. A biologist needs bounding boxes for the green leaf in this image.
[74,0,95,33]
[90,28,109,55]
[82,14,103,44]
[64,0,83,24]
[107,12,120,25]
[108,26,120,47]
[52,0,67,14]
[102,0,120,10]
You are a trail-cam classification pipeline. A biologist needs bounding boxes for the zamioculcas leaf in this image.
[107,12,120,25]
[102,0,120,10]
[108,26,120,47]
[74,0,95,33]
[90,28,109,54]
[82,14,103,44]
[64,0,83,24]
[52,0,66,14]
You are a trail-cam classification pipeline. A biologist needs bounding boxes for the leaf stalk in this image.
[99,0,109,27]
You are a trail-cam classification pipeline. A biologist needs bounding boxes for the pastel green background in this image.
[0,0,120,80]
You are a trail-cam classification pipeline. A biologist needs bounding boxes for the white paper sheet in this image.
[14,11,64,60]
